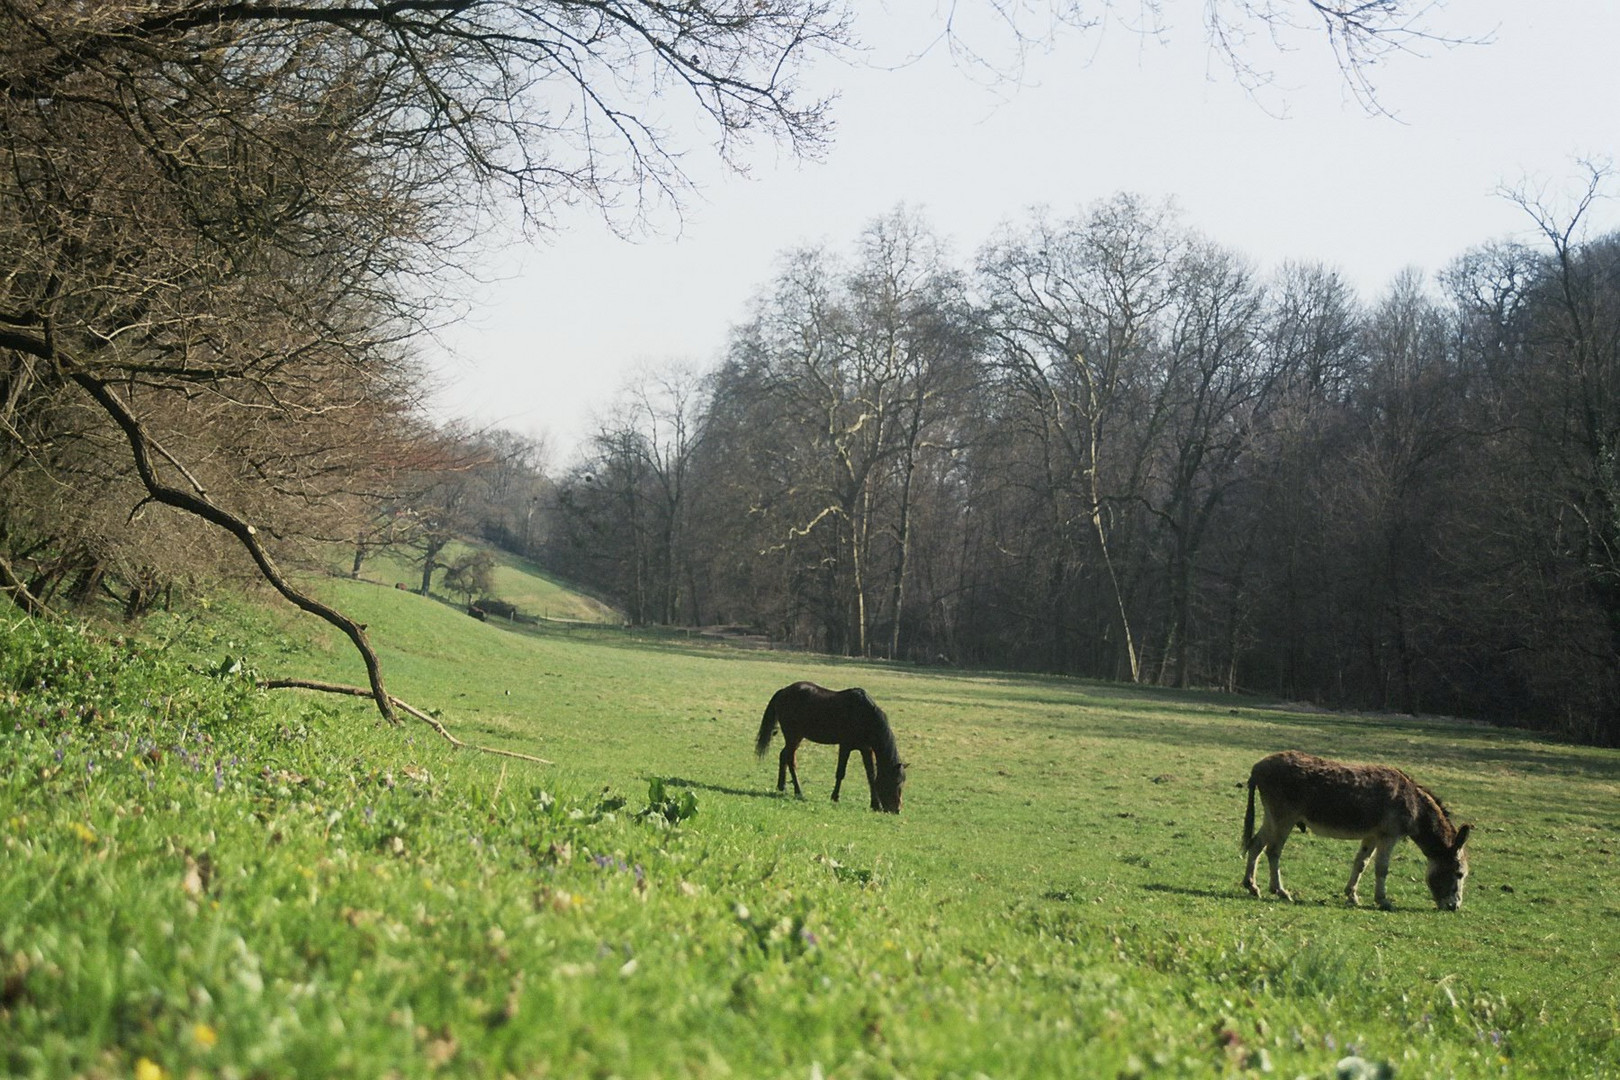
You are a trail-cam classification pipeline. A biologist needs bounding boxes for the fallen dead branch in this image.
[260,678,553,765]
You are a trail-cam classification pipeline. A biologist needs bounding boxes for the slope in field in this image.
[350,542,622,625]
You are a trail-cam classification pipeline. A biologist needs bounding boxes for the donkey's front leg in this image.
[1345,840,1375,906]
[1372,839,1397,910]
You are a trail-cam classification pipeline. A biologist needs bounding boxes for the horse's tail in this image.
[1241,772,1258,853]
[755,695,779,757]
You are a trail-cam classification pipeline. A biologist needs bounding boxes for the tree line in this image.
[0,0,1561,735]
[548,189,1620,746]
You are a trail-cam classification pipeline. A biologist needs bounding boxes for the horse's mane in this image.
[852,689,900,767]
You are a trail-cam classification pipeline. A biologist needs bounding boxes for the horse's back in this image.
[771,681,878,744]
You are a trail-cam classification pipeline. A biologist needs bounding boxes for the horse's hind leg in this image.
[832,746,852,802]
[778,738,804,798]
[1345,840,1375,906]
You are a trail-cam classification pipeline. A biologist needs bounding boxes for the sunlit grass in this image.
[3,572,1618,1077]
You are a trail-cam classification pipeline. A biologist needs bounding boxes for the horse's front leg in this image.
[1345,839,1375,906]
[832,745,852,802]
[859,748,879,810]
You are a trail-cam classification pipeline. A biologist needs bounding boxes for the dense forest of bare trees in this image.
[550,187,1620,746]
[2,1,1601,742]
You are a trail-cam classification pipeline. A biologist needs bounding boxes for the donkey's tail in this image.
[1241,773,1258,853]
[754,696,779,757]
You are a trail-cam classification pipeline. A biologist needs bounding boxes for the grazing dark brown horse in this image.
[755,682,908,813]
[1242,750,1472,911]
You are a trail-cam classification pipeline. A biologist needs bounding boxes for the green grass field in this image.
[3,565,1617,1078]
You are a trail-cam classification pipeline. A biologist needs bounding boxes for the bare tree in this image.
[1147,239,1270,687]
[978,195,1181,682]
[0,0,850,723]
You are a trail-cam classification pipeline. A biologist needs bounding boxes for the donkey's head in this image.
[875,760,908,814]
[1424,823,1472,910]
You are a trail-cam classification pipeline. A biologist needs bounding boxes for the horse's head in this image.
[1425,823,1472,910]
[876,760,908,814]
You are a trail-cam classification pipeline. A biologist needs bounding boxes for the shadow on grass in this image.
[1139,882,1245,902]
[653,774,781,800]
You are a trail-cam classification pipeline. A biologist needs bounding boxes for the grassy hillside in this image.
[3,567,1617,1078]
[351,542,620,624]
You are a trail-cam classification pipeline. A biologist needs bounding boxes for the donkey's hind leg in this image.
[1242,829,1267,897]
[1244,813,1293,900]
[1264,825,1294,901]
[1345,839,1375,906]
[1242,840,1263,898]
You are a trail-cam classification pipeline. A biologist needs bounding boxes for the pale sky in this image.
[426,2,1620,460]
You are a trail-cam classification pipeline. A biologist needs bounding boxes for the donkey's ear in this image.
[1455,823,1472,849]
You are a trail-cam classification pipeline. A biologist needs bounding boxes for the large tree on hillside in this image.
[0,0,847,722]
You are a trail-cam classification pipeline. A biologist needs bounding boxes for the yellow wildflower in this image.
[192,1022,218,1048]
[134,1057,166,1080]
[70,822,97,845]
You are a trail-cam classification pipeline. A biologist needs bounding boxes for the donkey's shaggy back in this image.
[1241,750,1472,910]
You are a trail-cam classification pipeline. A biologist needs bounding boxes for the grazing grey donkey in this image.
[1242,750,1471,911]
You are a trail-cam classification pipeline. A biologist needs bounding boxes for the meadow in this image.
[2,567,1617,1078]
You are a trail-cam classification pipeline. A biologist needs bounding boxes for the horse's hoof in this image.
[1377,900,1393,912]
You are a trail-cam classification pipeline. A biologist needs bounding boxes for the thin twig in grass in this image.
[259,678,554,765]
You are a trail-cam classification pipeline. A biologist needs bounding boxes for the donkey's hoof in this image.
[1275,889,1294,903]
[1346,893,1361,907]
[1377,899,1393,912]
[1242,881,1260,899]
